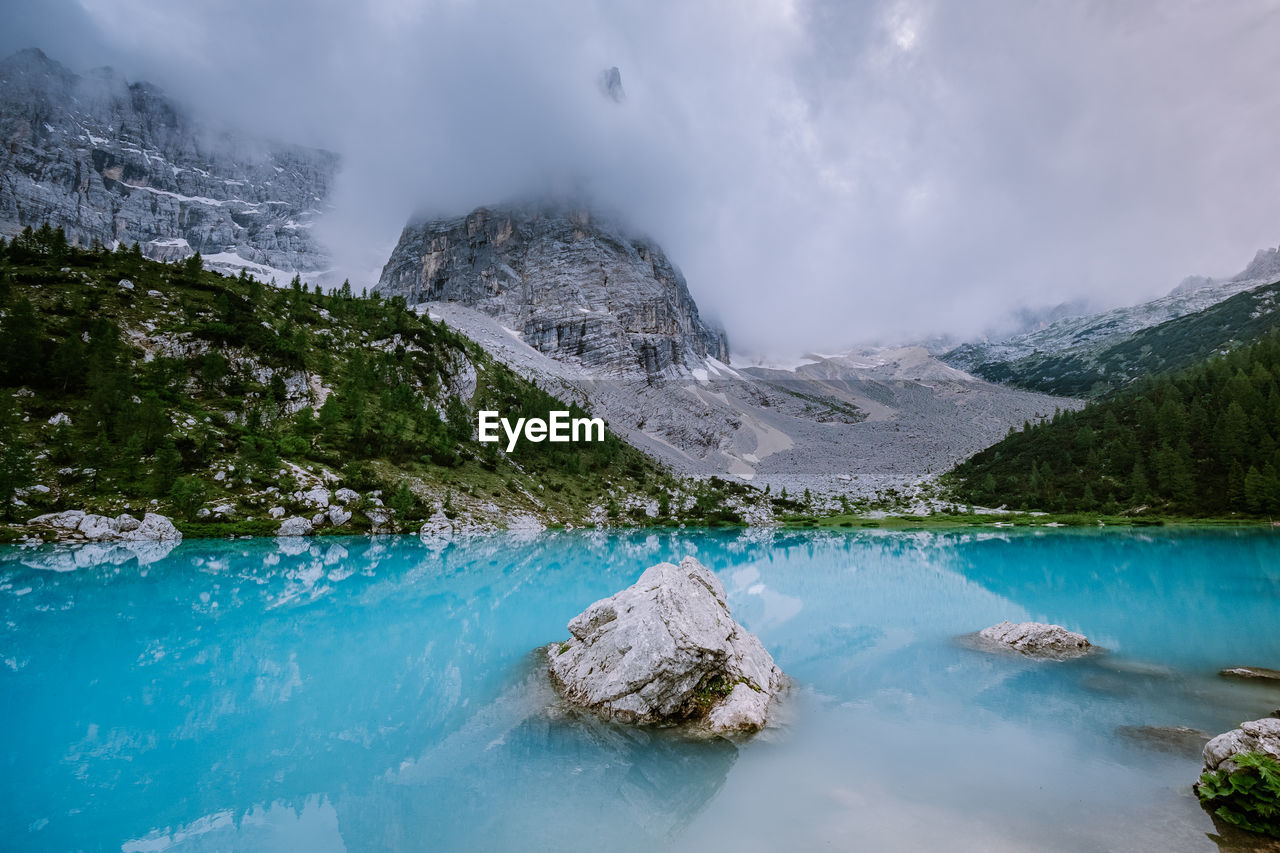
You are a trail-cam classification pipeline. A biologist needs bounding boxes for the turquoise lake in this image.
[2,528,1279,852]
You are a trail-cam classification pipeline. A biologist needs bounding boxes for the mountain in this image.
[946,330,1280,517]
[0,232,770,538]
[377,202,728,378]
[375,200,1075,500]
[972,280,1280,397]
[421,300,1077,502]
[943,243,1280,395]
[0,48,336,282]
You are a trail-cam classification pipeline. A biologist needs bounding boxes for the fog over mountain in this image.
[3,0,1279,357]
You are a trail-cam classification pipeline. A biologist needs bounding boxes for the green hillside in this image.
[947,331,1280,516]
[967,280,1280,397]
[0,226,750,537]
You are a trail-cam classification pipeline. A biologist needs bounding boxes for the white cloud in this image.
[6,0,1280,354]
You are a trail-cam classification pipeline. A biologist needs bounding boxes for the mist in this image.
[4,0,1279,357]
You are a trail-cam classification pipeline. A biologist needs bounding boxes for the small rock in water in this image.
[972,620,1094,660]
[545,556,785,735]
[1219,666,1280,683]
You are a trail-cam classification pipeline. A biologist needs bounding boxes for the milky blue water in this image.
[2,529,1279,852]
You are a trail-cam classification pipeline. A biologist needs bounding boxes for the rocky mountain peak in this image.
[0,48,337,282]
[377,200,728,378]
[1238,245,1280,283]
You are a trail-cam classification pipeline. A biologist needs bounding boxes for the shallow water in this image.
[2,528,1279,852]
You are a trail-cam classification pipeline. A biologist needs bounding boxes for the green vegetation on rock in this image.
[1195,751,1280,839]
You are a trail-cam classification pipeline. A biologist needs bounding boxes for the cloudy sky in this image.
[4,0,1279,355]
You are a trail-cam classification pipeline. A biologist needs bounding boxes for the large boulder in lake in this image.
[972,620,1093,660]
[546,556,784,734]
[1202,718,1280,774]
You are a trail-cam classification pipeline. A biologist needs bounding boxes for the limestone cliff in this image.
[377,202,728,377]
[0,48,336,280]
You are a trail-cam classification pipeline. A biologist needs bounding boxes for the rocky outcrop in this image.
[1202,718,1280,774]
[972,620,1094,660]
[546,556,784,734]
[25,510,180,542]
[0,48,336,279]
[377,201,728,377]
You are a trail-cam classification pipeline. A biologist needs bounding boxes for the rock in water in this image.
[1219,666,1280,683]
[973,620,1093,660]
[1115,724,1210,756]
[1203,718,1280,773]
[546,556,784,734]
[377,202,728,378]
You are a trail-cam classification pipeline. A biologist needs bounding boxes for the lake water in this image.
[2,528,1279,852]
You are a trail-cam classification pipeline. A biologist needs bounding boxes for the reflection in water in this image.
[1,528,1278,851]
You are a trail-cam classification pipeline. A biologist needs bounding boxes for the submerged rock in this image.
[972,620,1094,660]
[1219,666,1280,683]
[546,556,784,734]
[1115,724,1210,756]
[1203,718,1280,774]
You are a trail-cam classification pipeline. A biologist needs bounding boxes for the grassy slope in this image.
[0,232,755,538]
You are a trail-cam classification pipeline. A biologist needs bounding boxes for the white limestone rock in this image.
[416,509,491,546]
[334,488,360,505]
[366,507,393,533]
[277,516,314,537]
[1202,718,1280,774]
[301,486,331,508]
[546,556,784,734]
[327,505,351,527]
[25,509,179,542]
[125,513,181,541]
[268,506,286,519]
[973,620,1094,661]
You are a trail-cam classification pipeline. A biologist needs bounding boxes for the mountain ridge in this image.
[943,240,1280,394]
[0,48,337,282]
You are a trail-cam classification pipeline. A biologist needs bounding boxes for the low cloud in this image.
[4,0,1279,356]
